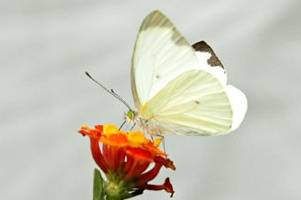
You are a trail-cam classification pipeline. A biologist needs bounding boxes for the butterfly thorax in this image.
[135,116,161,135]
[125,109,161,135]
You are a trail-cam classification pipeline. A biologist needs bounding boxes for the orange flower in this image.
[79,124,175,198]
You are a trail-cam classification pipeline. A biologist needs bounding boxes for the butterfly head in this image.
[126,110,137,121]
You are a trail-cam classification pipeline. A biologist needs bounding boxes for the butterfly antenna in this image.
[85,72,132,110]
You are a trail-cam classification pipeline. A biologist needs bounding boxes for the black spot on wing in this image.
[192,41,224,69]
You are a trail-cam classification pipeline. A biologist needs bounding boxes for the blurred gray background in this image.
[1,0,300,199]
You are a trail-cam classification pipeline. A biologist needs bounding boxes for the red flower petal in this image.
[154,156,176,170]
[124,148,153,180]
[136,162,162,186]
[144,178,175,197]
[90,138,108,173]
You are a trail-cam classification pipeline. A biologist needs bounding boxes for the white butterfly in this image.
[86,10,247,136]
[123,10,247,136]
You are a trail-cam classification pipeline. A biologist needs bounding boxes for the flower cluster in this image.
[79,124,175,199]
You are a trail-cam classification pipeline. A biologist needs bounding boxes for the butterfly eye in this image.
[126,110,136,120]
[195,100,200,105]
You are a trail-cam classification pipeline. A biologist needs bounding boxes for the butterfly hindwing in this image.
[141,70,233,135]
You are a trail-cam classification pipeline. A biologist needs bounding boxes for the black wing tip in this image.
[192,41,209,51]
[192,40,224,69]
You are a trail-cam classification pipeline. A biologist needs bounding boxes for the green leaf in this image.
[93,168,105,200]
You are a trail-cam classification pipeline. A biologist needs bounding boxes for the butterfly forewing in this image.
[192,41,224,69]
[131,10,200,108]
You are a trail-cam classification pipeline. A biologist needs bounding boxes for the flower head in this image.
[79,123,175,199]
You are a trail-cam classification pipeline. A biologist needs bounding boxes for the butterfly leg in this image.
[150,135,154,141]
[161,135,166,153]
[119,120,126,130]
[130,122,136,130]
[154,132,166,153]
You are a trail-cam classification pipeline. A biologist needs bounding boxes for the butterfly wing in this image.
[131,10,201,108]
[131,10,247,135]
[140,70,234,135]
[192,41,224,68]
